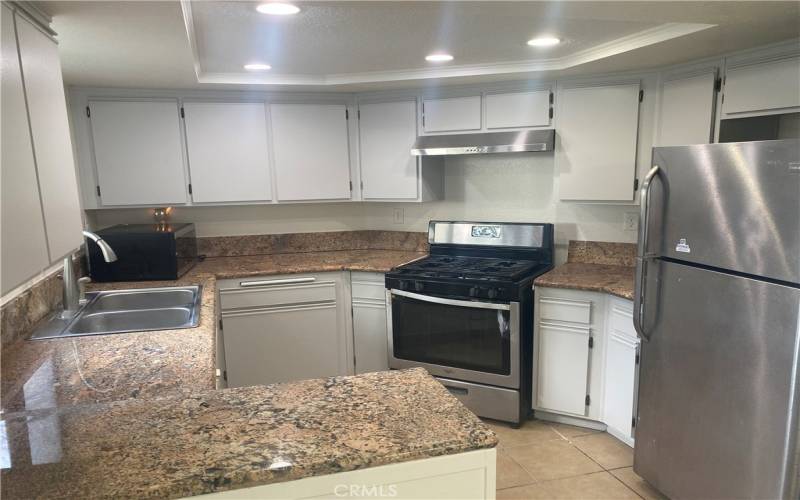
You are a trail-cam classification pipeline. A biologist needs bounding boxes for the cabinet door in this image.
[557,84,641,201]
[16,14,83,260]
[359,100,418,200]
[270,103,351,201]
[222,303,343,388]
[89,100,187,206]
[1,7,49,294]
[183,101,271,203]
[351,273,389,374]
[656,71,717,146]
[723,56,800,116]
[536,321,590,416]
[603,331,639,442]
[422,96,481,133]
[485,91,551,129]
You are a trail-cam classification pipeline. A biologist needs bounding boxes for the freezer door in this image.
[651,139,800,284]
[634,260,800,499]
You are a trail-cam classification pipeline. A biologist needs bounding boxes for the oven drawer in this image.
[435,377,521,423]
[539,296,592,325]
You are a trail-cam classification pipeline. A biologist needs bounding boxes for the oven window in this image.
[391,294,511,375]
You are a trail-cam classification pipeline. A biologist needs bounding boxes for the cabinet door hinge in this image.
[349,181,353,191]
[585,394,591,406]
[633,178,639,192]
[86,106,91,118]
[180,107,185,119]
[345,109,349,120]
[96,185,101,197]
[549,108,554,119]
[223,370,228,381]
[218,319,223,330]
[360,180,364,190]
[632,416,637,428]
[422,102,425,127]
[357,109,361,120]
[638,90,644,103]
[635,353,640,365]
[714,78,723,92]
[588,337,594,349]
[188,183,193,194]
[549,91,554,104]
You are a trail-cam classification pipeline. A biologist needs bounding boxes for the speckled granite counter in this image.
[534,241,636,300]
[0,368,497,499]
[1,249,425,413]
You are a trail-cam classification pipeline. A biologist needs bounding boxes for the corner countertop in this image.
[1,249,425,413]
[534,262,635,300]
[0,368,497,499]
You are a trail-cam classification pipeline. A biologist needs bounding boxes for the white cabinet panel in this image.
[485,91,551,129]
[723,56,800,116]
[656,71,717,146]
[603,331,638,444]
[422,96,481,133]
[358,100,419,200]
[270,103,351,201]
[89,100,187,206]
[16,14,83,260]
[557,84,641,201]
[183,102,271,203]
[0,7,49,294]
[536,322,590,416]
[351,272,388,374]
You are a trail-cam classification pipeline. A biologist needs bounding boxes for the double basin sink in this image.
[31,286,202,340]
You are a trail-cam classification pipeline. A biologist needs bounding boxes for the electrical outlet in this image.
[623,212,638,232]
[393,207,404,224]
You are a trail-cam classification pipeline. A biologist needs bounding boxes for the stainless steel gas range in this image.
[385,221,554,425]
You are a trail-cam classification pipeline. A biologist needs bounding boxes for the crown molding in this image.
[179,2,713,87]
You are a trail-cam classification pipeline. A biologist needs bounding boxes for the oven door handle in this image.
[389,289,511,311]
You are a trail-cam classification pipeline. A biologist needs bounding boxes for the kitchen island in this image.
[0,368,497,499]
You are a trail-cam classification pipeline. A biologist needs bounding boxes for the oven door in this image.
[386,289,520,389]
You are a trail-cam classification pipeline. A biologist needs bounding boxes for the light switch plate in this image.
[623,212,638,232]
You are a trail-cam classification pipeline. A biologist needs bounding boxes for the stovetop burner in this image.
[395,255,546,282]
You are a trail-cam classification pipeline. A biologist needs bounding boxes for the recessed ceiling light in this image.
[244,63,271,71]
[527,36,561,47]
[425,53,454,62]
[256,3,300,15]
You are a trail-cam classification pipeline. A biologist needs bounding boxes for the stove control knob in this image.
[487,288,499,299]
[414,282,425,292]
[469,286,480,297]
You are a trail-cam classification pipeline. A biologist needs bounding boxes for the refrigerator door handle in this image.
[634,165,660,341]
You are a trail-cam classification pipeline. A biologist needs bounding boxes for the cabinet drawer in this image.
[352,280,386,301]
[539,297,592,325]
[608,299,636,340]
[220,278,336,310]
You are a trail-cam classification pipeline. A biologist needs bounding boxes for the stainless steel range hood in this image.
[411,129,554,156]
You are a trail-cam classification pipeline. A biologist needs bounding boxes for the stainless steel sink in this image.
[30,286,202,340]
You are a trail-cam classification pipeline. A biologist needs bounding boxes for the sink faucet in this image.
[61,231,117,319]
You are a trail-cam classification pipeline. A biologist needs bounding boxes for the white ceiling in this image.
[38,1,800,91]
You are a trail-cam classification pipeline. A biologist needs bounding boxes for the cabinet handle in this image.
[239,277,316,288]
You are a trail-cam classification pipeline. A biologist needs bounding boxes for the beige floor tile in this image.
[535,471,641,499]
[611,467,668,500]
[548,422,602,439]
[483,418,564,449]
[496,450,537,490]
[571,433,634,470]
[505,438,603,482]
[497,483,552,500]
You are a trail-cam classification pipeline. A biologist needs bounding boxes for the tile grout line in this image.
[564,435,645,500]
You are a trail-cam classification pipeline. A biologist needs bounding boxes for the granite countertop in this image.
[534,262,636,300]
[0,368,497,499]
[533,241,637,300]
[1,249,425,413]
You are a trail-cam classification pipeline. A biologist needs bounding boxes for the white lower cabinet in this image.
[534,287,639,445]
[218,272,352,388]
[350,272,389,374]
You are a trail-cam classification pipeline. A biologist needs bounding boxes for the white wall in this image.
[87,153,639,264]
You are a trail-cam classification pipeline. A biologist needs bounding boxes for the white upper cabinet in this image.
[16,14,83,260]
[485,90,551,129]
[1,7,49,294]
[89,100,187,206]
[722,56,800,117]
[556,83,641,201]
[656,70,717,146]
[358,100,419,200]
[270,103,352,201]
[183,102,272,203]
[422,96,481,133]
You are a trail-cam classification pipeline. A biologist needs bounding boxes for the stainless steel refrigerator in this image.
[633,139,800,499]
